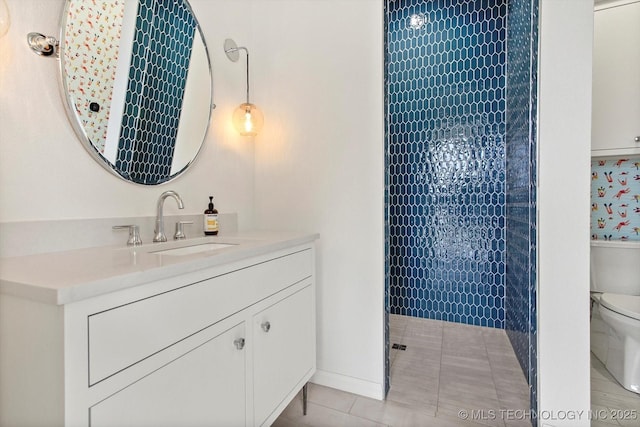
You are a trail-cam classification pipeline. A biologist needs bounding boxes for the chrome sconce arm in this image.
[224,39,251,104]
[224,38,264,137]
[27,32,59,57]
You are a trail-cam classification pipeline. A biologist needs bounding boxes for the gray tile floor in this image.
[590,352,640,427]
[274,315,531,427]
[274,315,640,427]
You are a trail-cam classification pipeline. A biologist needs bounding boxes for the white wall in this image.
[537,0,593,425]
[249,0,386,398]
[0,0,255,228]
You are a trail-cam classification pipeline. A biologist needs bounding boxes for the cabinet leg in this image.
[303,383,308,416]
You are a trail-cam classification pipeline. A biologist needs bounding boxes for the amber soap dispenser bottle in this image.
[203,196,219,235]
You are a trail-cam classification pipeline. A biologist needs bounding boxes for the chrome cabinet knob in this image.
[233,338,245,350]
[634,136,640,142]
[112,225,142,246]
[261,321,271,333]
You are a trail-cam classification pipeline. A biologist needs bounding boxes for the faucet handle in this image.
[113,225,143,246]
[174,221,193,240]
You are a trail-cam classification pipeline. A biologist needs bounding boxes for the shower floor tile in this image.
[275,315,531,427]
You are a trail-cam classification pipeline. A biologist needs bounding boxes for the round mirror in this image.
[59,0,212,185]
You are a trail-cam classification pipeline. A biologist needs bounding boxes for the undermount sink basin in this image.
[151,243,236,256]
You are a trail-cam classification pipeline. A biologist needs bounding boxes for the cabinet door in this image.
[253,285,314,426]
[592,2,640,151]
[90,323,246,427]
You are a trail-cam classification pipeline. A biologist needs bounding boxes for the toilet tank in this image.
[590,241,640,295]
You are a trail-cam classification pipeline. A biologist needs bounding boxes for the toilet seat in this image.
[601,293,640,321]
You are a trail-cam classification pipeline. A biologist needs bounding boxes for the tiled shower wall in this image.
[386,0,507,328]
[504,0,538,417]
[116,0,196,184]
[385,0,538,414]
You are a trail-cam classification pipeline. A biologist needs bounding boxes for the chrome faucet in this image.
[153,191,184,242]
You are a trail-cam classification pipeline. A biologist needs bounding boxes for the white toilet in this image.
[590,240,640,393]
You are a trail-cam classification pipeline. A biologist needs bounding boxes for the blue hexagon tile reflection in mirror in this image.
[115,0,196,184]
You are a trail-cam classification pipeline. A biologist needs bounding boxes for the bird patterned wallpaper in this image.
[63,0,126,152]
[591,156,640,241]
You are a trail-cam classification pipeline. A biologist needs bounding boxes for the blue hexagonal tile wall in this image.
[504,0,538,416]
[385,0,538,413]
[116,0,196,184]
[386,0,507,328]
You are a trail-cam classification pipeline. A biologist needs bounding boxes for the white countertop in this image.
[0,231,318,305]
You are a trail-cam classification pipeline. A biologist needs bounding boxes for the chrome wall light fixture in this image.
[27,32,59,57]
[224,38,264,137]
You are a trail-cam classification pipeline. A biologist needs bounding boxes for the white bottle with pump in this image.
[203,196,218,235]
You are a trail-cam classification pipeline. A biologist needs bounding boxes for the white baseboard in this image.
[310,369,385,400]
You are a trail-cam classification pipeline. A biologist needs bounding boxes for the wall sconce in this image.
[27,32,59,57]
[224,38,264,137]
[0,0,10,38]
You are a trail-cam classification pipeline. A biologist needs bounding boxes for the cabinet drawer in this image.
[253,284,314,426]
[88,249,311,386]
[90,323,247,427]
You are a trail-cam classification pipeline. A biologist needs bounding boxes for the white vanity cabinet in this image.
[0,236,317,427]
[591,1,640,155]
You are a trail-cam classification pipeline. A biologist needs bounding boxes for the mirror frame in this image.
[58,0,214,185]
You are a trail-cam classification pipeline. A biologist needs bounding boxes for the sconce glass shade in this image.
[232,103,264,137]
[0,0,10,38]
